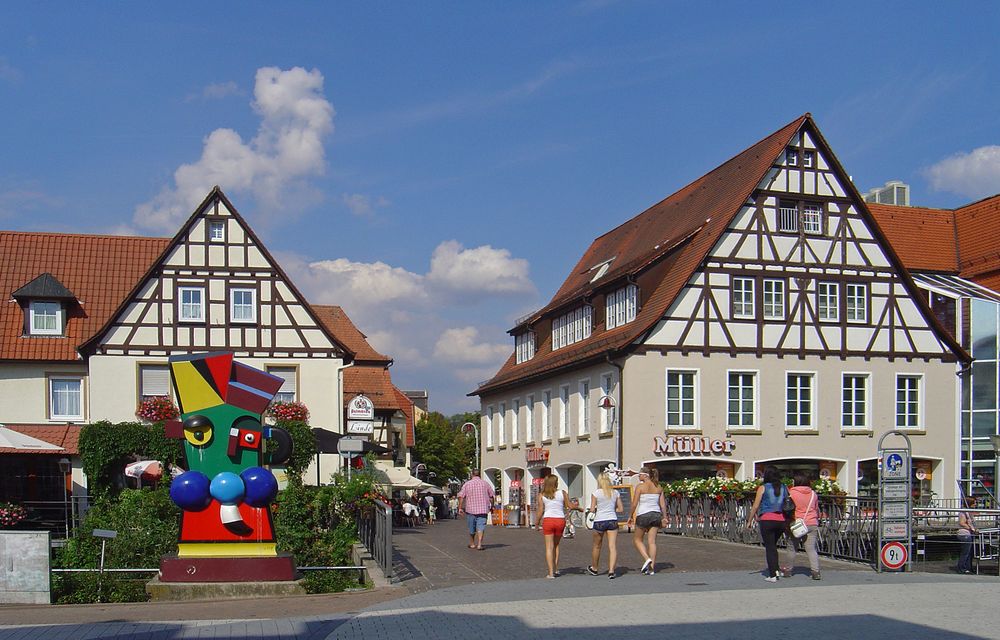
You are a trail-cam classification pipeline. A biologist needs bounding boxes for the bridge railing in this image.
[357,499,393,582]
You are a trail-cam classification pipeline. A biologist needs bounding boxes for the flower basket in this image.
[135,396,180,423]
[0,502,28,529]
[266,401,310,423]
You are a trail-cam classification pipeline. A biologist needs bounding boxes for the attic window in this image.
[209,220,225,242]
[515,331,535,364]
[786,148,799,166]
[589,258,615,283]
[802,151,815,168]
[29,301,63,336]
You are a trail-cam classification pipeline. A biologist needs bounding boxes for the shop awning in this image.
[0,426,62,452]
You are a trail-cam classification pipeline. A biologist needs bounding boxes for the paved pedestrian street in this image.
[1,519,996,639]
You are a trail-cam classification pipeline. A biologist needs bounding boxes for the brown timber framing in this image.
[79,187,354,362]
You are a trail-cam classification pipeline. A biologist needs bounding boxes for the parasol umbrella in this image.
[124,460,182,485]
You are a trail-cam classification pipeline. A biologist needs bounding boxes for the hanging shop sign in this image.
[347,420,374,435]
[347,394,375,420]
[653,435,736,456]
[526,447,550,467]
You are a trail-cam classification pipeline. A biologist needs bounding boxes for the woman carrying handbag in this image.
[745,466,789,583]
[782,472,821,580]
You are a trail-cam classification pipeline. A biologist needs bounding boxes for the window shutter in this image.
[140,366,170,397]
[269,367,296,395]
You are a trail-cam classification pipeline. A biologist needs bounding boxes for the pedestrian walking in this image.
[423,494,435,525]
[781,472,821,580]
[626,466,667,575]
[536,474,581,578]
[457,469,495,550]
[587,471,623,578]
[956,497,978,574]
[746,466,789,582]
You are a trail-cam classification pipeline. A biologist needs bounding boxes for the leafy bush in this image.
[0,502,27,528]
[52,487,179,603]
[79,421,183,498]
[270,419,316,480]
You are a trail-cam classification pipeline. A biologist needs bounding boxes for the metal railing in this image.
[357,499,393,582]
[662,495,878,563]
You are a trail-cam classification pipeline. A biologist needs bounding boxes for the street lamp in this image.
[462,422,479,472]
[57,457,71,539]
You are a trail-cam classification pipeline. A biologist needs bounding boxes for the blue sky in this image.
[2,3,999,413]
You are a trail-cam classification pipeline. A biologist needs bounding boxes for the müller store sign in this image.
[653,435,736,456]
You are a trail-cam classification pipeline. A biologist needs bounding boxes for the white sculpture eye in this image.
[244,433,256,444]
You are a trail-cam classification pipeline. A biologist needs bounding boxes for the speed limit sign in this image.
[880,541,907,570]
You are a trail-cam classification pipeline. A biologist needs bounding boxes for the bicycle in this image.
[564,499,583,538]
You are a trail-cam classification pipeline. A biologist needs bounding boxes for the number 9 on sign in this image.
[880,541,907,570]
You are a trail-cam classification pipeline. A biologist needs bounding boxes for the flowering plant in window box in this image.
[135,396,180,423]
[811,478,845,496]
[0,502,28,528]
[266,400,310,424]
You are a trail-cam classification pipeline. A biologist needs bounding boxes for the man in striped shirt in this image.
[457,469,495,550]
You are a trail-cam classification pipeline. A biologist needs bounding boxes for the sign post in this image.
[877,430,912,573]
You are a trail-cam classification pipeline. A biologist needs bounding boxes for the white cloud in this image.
[342,193,390,217]
[925,146,1000,200]
[433,327,511,365]
[427,240,535,295]
[307,257,426,305]
[366,330,423,364]
[0,188,62,219]
[134,66,334,232]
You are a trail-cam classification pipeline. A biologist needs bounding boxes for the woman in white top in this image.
[536,474,581,578]
[587,471,624,578]
[626,466,667,575]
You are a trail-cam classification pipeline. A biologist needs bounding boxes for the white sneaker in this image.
[763,576,778,583]
[640,559,653,574]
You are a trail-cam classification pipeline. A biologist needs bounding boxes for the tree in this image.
[413,411,475,486]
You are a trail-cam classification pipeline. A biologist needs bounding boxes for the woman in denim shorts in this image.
[587,471,624,578]
[627,466,667,575]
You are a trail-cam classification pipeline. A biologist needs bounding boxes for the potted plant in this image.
[135,396,180,423]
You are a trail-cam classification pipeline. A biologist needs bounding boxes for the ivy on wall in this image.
[79,421,183,497]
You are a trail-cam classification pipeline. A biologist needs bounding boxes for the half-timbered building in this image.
[473,114,970,506]
[0,187,413,499]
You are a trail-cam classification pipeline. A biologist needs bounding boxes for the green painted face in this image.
[180,403,264,477]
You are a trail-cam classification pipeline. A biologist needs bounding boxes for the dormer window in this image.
[552,306,592,351]
[30,301,63,335]
[515,331,535,364]
[605,284,638,329]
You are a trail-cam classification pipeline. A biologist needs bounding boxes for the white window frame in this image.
[802,150,815,168]
[896,374,922,430]
[551,306,593,350]
[726,370,758,430]
[139,364,171,402]
[542,390,552,441]
[605,284,638,330]
[846,283,867,323]
[802,203,823,235]
[178,286,205,323]
[665,369,698,430]
[599,373,614,434]
[786,372,815,430]
[778,200,798,233]
[208,219,225,242]
[525,394,534,443]
[29,301,63,335]
[786,148,798,166]
[763,279,785,320]
[578,379,590,436]
[515,331,535,364]
[512,398,520,445]
[559,385,570,439]
[498,402,506,446]
[841,373,869,430]
[817,282,839,322]
[485,406,494,448]
[266,366,297,404]
[49,376,83,421]
[230,287,257,324]
[732,277,755,319]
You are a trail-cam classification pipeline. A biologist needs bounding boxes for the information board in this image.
[614,485,632,524]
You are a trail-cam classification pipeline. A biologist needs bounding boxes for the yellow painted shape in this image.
[171,361,224,413]
[177,542,277,558]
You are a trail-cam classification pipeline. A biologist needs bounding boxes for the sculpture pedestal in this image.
[158,553,298,582]
[146,577,306,601]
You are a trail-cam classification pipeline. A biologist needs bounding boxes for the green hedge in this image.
[79,421,183,497]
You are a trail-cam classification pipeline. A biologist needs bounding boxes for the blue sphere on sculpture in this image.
[170,471,211,511]
[209,471,245,504]
[241,466,279,507]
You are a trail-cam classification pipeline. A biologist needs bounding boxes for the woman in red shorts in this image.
[536,474,581,578]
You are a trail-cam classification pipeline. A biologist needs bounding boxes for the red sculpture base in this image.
[159,553,298,583]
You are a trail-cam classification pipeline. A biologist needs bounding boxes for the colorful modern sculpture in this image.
[158,352,296,582]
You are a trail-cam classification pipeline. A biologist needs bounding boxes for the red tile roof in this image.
[344,366,402,410]
[867,204,959,272]
[0,232,170,361]
[312,305,390,364]
[955,195,1000,281]
[475,115,971,396]
[0,424,81,455]
[476,115,809,395]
